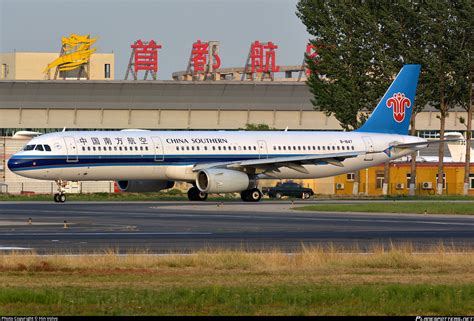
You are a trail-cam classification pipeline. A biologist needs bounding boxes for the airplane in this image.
[8,64,448,203]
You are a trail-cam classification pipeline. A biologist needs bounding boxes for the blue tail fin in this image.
[356,64,421,135]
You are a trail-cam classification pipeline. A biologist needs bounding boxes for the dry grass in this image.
[1,243,472,278]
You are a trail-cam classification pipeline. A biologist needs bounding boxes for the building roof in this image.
[0,80,313,110]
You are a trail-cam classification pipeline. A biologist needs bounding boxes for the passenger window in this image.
[293,146,296,150]
[218,146,221,151]
[87,146,91,151]
[35,145,44,151]
[140,146,143,151]
[197,146,200,151]
[337,146,340,150]
[93,147,96,151]
[243,146,246,151]
[119,147,122,151]
[186,146,190,151]
[212,146,216,151]
[204,146,207,151]
[82,146,85,151]
[223,146,226,151]
[135,146,138,151]
[109,146,112,151]
[192,146,195,151]
[114,146,117,151]
[98,146,102,151]
[352,146,355,150]
[302,146,306,150]
[44,145,52,151]
[145,146,149,151]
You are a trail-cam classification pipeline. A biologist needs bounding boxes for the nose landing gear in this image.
[53,180,67,203]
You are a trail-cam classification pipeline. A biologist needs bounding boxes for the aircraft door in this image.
[362,136,374,161]
[63,136,78,162]
[258,140,268,159]
[151,136,164,161]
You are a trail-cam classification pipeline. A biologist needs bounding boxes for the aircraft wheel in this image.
[59,194,66,203]
[302,192,310,199]
[197,191,208,201]
[250,189,262,202]
[188,187,207,201]
[241,188,262,202]
[53,193,60,203]
[275,192,283,199]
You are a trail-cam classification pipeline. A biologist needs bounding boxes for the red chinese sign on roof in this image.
[250,41,279,73]
[191,40,221,73]
[131,40,162,73]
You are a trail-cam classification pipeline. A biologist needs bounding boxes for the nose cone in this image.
[7,156,17,172]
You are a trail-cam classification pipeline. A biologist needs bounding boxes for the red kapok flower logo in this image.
[386,92,411,123]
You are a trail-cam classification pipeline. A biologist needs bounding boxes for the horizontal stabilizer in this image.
[392,138,462,149]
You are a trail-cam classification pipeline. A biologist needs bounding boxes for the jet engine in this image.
[116,180,175,192]
[196,168,253,193]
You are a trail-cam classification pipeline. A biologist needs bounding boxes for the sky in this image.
[0,0,311,79]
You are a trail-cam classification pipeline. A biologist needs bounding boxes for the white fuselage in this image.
[8,130,425,182]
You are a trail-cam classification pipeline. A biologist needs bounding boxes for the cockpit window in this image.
[23,145,36,151]
[44,145,51,151]
[35,145,44,151]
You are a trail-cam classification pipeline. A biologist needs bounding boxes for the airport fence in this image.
[1,181,114,195]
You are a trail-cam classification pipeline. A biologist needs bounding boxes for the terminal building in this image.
[0,50,473,196]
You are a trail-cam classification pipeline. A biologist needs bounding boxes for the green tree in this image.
[297,0,473,196]
[241,123,276,131]
[417,0,473,195]
[296,0,423,195]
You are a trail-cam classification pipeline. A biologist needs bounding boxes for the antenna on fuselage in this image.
[62,127,67,132]
[284,126,288,132]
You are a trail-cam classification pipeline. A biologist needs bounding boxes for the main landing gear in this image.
[53,180,67,203]
[187,186,208,201]
[241,188,262,202]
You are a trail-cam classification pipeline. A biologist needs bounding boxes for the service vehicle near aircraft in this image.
[263,181,314,199]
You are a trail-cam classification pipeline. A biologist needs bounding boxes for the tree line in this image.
[297,0,473,195]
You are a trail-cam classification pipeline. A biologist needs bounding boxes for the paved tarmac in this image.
[0,201,473,253]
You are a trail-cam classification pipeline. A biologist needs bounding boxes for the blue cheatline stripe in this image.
[9,153,318,172]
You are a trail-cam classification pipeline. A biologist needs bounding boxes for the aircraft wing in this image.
[193,151,365,174]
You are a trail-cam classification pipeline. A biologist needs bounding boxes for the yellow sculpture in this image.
[44,34,97,75]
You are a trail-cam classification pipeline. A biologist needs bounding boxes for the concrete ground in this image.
[0,201,473,253]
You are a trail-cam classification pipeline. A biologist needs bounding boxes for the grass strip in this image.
[0,284,472,316]
[295,202,474,214]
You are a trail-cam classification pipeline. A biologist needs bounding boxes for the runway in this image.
[0,201,473,253]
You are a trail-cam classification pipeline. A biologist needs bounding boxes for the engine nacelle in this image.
[196,168,252,193]
[116,180,175,193]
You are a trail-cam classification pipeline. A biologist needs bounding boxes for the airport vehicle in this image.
[8,64,450,203]
[263,182,314,199]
